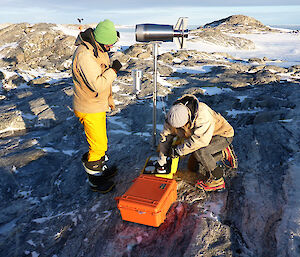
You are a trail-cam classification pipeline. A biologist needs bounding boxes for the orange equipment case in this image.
[116,175,177,227]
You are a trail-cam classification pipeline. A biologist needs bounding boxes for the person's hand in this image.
[111,60,122,73]
[170,146,180,159]
[154,161,167,174]
[108,95,115,111]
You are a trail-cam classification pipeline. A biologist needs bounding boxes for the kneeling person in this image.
[157,94,235,191]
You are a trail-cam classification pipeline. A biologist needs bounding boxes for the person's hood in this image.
[173,94,200,126]
[75,28,106,57]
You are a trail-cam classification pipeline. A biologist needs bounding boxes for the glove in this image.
[111,60,122,73]
[154,161,167,174]
[170,146,180,159]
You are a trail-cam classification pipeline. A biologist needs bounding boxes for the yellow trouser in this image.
[74,111,107,162]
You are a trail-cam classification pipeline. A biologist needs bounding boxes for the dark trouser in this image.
[193,136,233,178]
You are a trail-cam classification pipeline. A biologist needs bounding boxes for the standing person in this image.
[156,94,235,191]
[72,19,122,193]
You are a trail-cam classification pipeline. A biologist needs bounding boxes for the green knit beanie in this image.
[94,19,117,45]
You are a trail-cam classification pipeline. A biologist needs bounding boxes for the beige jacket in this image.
[72,36,117,113]
[159,94,234,156]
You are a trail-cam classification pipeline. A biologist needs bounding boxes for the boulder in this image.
[248,58,265,64]
[248,65,265,73]
[0,110,26,133]
[288,65,300,73]
[1,23,76,71]
[0,70,4,80]
[254,70,280,84]
[124,45,145,58]
[158,52,174,64]
[263,65,287,73]
[3,75,27,90]
[137,52,151,59]
[111,51,130,63]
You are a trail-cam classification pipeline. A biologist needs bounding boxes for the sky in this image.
[0,0,300,26]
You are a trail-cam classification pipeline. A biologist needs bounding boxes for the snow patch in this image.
[41,147,60,153]
[22,113,36,120]
[236,95,248,102]
[0,42,18,52]
[95,211,112,221]
[32,211,77,224]
[112,85,121,93]
[108,116,128,129]
[62,149,79,156]
[226,108,262,118]
[174,65,214,74]
[201,87,233,96]
[27,239,36,247]
[158,76,173,88]
[31,251,40,257]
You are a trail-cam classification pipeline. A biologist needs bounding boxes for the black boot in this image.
[81,152,117,179]
[88,174,115,193]
[81,152,116,193]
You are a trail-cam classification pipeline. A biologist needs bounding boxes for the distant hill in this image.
[189,14,281,49]
[200,14,279,33]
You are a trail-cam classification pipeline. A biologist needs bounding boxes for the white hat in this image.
[167,104,190,128]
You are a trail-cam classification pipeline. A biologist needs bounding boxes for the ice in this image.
[62,150,78,156]
[174,65,214,74]
[226,32,300,64]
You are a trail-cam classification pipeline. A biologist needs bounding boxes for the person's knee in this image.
[193,148,206,161]
[196,163,209,180]
[211,166,223,179]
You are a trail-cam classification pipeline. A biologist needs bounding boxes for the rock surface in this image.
[0,16,300,257]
